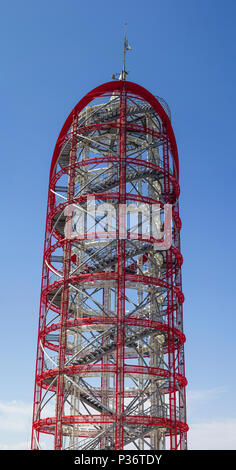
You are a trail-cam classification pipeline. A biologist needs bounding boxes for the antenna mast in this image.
[122,23,131,80]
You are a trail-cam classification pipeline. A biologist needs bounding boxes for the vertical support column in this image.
[31,268,48,449]
[163,127,177,449]
[115,82,126,450]
[101,287,110,448]
[54,114,78,450]
[173,202,187,450]
[31,194,51,449]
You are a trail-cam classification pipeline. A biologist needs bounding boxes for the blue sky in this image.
[0,0,236,449]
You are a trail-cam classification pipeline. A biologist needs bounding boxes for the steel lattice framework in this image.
[31,80,188,450]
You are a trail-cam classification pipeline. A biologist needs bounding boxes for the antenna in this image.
[122,23,127,80]
[122,23,132,80]
[112,24,132,81]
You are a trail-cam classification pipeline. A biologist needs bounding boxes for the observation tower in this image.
[31,63,188,450]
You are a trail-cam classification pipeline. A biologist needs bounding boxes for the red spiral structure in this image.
[31,80,188,450]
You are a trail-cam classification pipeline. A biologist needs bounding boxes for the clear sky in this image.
[0,0,236,449]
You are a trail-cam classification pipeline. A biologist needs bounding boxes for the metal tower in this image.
[31,79,188,450]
